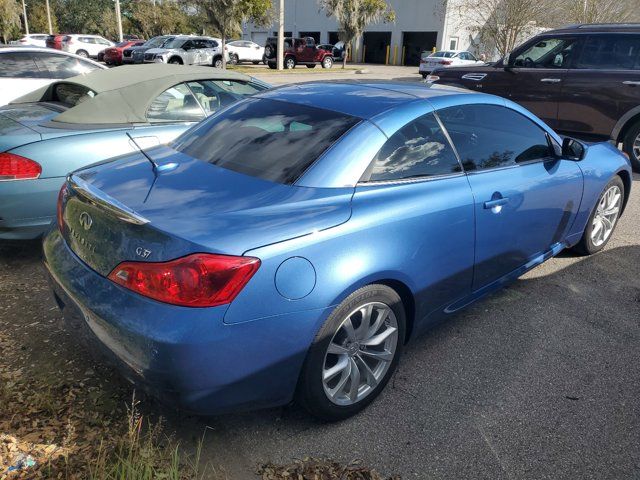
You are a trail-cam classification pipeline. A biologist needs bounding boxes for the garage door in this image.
[251,31,268,47]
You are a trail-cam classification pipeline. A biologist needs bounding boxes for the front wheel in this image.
[76,49,88,58]
[322,56,333,69]
[573,176,624,256]
[622,120,640,172]
[297,284,405,421]
[285,56,296,69]
[229,54,239,65]
[213,56,223,68]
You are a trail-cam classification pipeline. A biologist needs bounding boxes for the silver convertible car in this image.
[0,64,269,239]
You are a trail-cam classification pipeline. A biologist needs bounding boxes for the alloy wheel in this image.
[633,132,640,162]
[591,185,621,247]
[322,302,398,406]
[285,58,295,69]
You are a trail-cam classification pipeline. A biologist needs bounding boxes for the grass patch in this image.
[258,457,401,479]
[227,65,358,75]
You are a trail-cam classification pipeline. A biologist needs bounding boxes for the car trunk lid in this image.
[61,146,353,277]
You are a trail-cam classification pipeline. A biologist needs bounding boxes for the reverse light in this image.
[0,153,42,181]
[108,253,261,307]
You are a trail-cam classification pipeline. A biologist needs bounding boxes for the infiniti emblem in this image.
[78,211,93,231]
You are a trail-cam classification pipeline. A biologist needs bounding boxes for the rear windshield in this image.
[174,98,360,184]
[429,51,455,58]
[52,83,96,107]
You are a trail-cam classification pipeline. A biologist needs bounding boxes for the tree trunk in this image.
[221,33,227,69]
[342,43,349,69]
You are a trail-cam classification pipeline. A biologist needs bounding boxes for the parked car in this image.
[0,65,269,239]
[103,40,146,65]
[419,50,483,77]
[45,34,67,50]
[226,40,265,64]
[61,34,114,58]
[143,35,229,67]
[0,47,105,106]
[264,36,334,69]
[15,34,48,47]
[123,35,175,64]
[428,24,640,170]
[44,81,631,420]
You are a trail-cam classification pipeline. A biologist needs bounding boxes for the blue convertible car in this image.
[0,64,268,239]
[44,82,631,420]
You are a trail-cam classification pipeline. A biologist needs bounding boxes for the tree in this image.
[559,0,639,24]
[0,0,21,43]
[319,0,395,69]
[27,0,59,34]
[128,0,193,39]
[445,0,550,59]
[195,0,273,68]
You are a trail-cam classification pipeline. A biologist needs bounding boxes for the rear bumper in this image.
[43,229,330,414]
[0,177,63,240]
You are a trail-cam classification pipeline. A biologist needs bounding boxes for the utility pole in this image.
[277,0,284,70]
[45,0,52,34]
[21,0,29,35]
[115,0,123,42]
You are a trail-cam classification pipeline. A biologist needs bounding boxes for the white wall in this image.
[243,0,457,64]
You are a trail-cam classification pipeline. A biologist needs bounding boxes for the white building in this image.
[242,0,479,66]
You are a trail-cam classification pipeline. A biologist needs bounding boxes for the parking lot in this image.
[1,85,638,478]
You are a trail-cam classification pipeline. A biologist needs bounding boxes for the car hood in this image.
[433,63,497,75]
[64,146,353,275]
[145,48,181,55]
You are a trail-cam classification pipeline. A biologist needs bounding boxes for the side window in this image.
[186,80,267,115]
[147,83,205,122]
[32,53,102,79]
[437,104,553,171]
[0,53,40,78]
[574,35,640,70]
[182,40,194,50]
[513,37,578,68]
[365,112,461,182]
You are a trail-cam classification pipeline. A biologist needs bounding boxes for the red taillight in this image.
[442,60,452,65]
[57,183,68,231]
[108,253,261,307]
[0,153,42,181]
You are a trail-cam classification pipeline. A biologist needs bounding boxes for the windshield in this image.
[163,37,186,49]
[173,98,360,184]
[144,36,169,48]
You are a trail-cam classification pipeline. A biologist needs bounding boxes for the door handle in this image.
[540,78,561,83]
[484,197,509,209]
[622,81,640,86]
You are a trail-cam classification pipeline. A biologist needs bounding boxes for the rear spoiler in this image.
[68,174,149,225]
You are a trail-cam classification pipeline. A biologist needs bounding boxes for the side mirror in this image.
[562,137,585,161]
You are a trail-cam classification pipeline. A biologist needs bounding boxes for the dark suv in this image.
[264,36,334,69]
[430,24,640,170]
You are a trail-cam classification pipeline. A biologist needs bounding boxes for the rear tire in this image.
[76,49,88,58]
[622,120,640,172]
[297,284,405,421]
[213,56,223,68]
[267,62,276,69]
[572,176,624,256]
[229,54,239,65]
[253,60,260,65]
